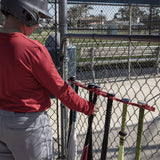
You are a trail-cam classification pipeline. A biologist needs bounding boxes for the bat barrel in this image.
[87,83,100,160]
[67,76,76,145]
[100,93,115,160]
[68,76,76,82]
[135,100,146,160]
[118,98,130,160]
[67,76,78,160]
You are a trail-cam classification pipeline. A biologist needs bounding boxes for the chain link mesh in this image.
[0,0,159,159]
[67,2,160,35]
[65,35,160,160]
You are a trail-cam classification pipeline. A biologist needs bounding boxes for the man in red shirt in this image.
[0,0,99,159]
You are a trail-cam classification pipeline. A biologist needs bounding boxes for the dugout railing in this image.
[56,33,160,160]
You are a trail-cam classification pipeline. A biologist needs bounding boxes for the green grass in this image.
[29,30,55,45]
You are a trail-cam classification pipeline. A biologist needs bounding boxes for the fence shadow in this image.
[76,117,160,160]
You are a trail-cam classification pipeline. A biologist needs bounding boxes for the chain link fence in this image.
[35,1,160,159]
[1,0,160,159]
[63,34,160,160]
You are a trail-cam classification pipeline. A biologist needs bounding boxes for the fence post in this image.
[60,39,69,159]
[156,47,160,75]
[59,0,67,40]
[128,5,132,80]
[90,47,95,82]
[59,0,68,158]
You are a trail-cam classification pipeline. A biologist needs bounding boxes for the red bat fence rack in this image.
[68,79,155,112]
[68,79,155,160]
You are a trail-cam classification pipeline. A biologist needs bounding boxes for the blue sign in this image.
[68,0,160,5]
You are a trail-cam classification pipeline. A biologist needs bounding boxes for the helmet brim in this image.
[39,10,52,19]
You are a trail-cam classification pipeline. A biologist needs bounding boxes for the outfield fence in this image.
[67,1,160,36]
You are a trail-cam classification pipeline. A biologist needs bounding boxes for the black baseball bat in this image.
[100,93,115,160]
[81,83,99,160]
[67,76,76,146]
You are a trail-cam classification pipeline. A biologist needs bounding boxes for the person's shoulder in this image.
[17,33,49,57]
[21,34,44,49]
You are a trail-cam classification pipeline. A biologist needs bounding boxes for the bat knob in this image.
[119,131,127,137]
[122,98,130,102]
[94,84,101,89]
[68,76,76,82]
[88,83,95,89]
[107,93,115,97]
[138,100,146,105]
[88,83,100,89]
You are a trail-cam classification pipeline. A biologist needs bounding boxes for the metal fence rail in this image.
[61,34,160,160]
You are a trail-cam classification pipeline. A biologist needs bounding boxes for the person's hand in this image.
[92,105,99,116]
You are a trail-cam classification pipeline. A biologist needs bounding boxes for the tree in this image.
[114,6,147,23]
[141,6,160,33]
[67,4,93,28]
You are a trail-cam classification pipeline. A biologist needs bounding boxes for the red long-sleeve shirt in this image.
[0,32,94,115]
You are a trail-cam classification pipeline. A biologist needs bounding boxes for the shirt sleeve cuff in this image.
[84,101,94,116]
